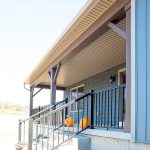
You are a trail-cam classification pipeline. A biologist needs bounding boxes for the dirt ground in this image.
[0,113,27,150]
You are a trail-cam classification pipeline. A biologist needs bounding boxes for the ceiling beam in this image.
[107,22,126,39]
[35,84,66,91]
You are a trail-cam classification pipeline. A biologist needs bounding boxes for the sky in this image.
[0,0,88,106]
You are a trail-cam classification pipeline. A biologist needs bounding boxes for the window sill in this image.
[82,128,133,141]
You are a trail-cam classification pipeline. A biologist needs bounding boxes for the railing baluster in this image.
[95,93,97,126]
[63,108,65,142]
[111,89,113,127]
[36,121,38,150]
[23,122,25,144]
[82,98,84,130]
[114,88,116,128]
[77,101,80,132]
[107,90,109,130]
[101,92,103,127]
[98,92,100,126]
[18,120,21,142]
[42,118,44,150]
[68,111,70,138]
[58,116,60,145]
[46,116,49,150]
[73,103,75,133]
[87,96,89,119]
[87,96,89,127]
[118,87,120,128]
[122,87,125,128]
[52,113,55,148]
[104,91,106,127]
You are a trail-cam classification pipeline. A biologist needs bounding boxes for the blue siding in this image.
[135,0,150,143]
[146,0,150,142]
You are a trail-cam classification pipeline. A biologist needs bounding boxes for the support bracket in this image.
[53,63,61,83]
[107,22,126,39]
[33,88,43,97]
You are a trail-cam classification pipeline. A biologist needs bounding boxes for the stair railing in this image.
[17,98,68,149]
[30,92,94,150]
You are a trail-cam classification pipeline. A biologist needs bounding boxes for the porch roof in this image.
[25,0,129,87]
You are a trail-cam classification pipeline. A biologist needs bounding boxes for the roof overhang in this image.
[25,0,130,87]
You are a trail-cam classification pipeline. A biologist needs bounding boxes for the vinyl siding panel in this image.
[146,0,150,142]
[135,0,150,143]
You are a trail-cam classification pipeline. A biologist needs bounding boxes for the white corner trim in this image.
[131,0,136,142]
[82,129,133,141]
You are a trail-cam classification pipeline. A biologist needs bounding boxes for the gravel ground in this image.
[0,113,26,150]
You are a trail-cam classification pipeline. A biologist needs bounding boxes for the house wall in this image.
[64,63,126,99]
[85,134,150,150]
[64,63,126,127]
[135,0,150,143]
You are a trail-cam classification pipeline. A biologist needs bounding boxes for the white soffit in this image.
[25,0,118,86]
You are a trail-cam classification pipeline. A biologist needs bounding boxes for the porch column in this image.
[29,86,34,116]
[125,6,131,132]
[49,67,57,106]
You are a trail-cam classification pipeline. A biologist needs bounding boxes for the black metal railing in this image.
[18,85,126,149]
[93,85,126,129]
[31,92,93,150]
[17,98,68,149]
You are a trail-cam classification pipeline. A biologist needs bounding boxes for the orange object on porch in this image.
[65,117,74,127]
[80,117,90,129]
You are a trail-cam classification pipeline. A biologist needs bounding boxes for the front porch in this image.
[20,0,133,149]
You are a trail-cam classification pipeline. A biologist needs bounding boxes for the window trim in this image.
[118,68,126,85]
[70,84,84,91]
[70,84,84,111]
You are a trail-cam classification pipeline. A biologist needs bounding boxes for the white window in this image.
[70,84,84,111]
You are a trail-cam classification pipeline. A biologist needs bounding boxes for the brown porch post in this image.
[49,63,61,106]
[49,67,57,106]
[124,6,131,132]
[29,86,34,116]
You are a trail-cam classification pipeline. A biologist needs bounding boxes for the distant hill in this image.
[0,101,28,115]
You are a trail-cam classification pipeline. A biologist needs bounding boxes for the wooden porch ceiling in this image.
[38,19,126,87]
[25,0,130,87]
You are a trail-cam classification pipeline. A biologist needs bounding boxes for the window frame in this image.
[70,84,84,111]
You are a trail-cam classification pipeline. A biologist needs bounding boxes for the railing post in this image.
[18,119,21,142]
[65,98,68,118]
[90,90,94,129]
[28,117,33,150]
[38,106,41,118]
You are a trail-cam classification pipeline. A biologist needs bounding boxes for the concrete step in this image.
[34,134,91,150]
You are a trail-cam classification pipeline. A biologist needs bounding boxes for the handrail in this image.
[31,98,67,119]
[20,99,68,123]
[34,93,91,122]
[94,84,126,94]
[34,100,75,122]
